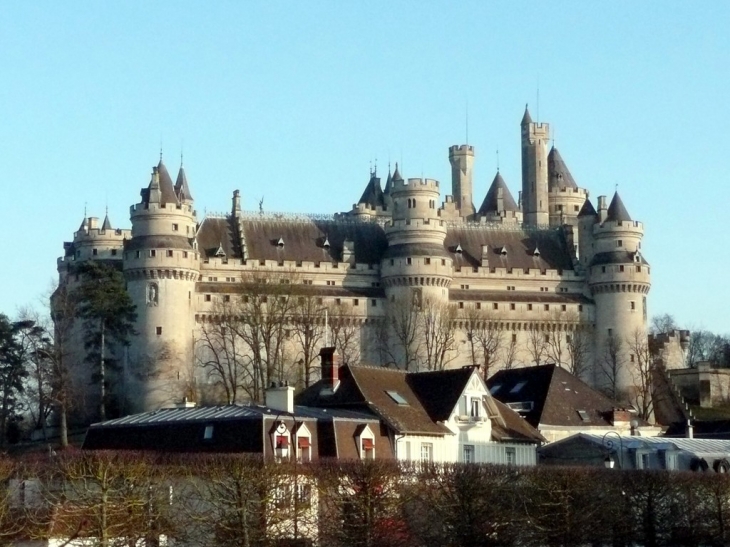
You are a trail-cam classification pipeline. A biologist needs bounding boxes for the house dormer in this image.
[355,424,375,460]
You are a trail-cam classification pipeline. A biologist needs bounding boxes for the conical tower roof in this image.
[606,192,632,222]
[391,162,403,182]
[577,198,597,218]
[357,171,385,209]
[101,213,112,231]
[521,104,533,126]
[548,147,578,190]
[175,165,194,202]
[477,172,519,215]
[155,159,179,205]
[383,168,393,195]
[78,216,89,231]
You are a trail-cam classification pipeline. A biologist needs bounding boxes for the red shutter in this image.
[362,438,374,450]
[298,436,310,449]
[276,435,289,448]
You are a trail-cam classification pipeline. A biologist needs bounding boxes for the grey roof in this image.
[156,160,179,205]
[548,147,578,190]
[101,214,112,231]
[579,433,730,457]
[125,234,194,252]
[577,198,597,218]
[588,250,649,267]
[449,289,592,305]
[175,165,193,202]
[383,169,393,195]
[477,172,519,215]
[391,163,403,182]
[605,192,632,222]
[357,172,385,209]
[521,105,533,125]
[196,217,240,258]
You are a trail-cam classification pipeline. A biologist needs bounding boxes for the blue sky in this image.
[1,2,728,332]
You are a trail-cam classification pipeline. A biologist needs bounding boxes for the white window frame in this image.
[463,444,475,464]
[505,447,516,465]
[356,425,375,460]
[421,442,433,462]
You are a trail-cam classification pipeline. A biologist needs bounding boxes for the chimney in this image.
[265,381,295,413]
[611,408,630,428]
[232,189,241,216]
[687,419,694,439]
[597,195,607,223]
[320,346,338,389]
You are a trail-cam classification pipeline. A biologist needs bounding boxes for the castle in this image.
[57,105,654,419]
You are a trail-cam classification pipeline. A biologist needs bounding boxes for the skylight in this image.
[385,390,409,406]
[577,410,590,422]
[489,383,502,395]
[510,381,528,394]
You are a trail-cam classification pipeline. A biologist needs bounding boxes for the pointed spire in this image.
[175,164,194,202]
[383,165,393,195]
[521,104,533,126]
[478,172,519,215]
[155,159,179,205]
[356,170,384,209]
[548,147,578,190]
[577,198,597,218]
[323,235,331,248]
[78,215,89,231]
[101,211,112,231]
[391,162,403,182]
[606,192,632,222]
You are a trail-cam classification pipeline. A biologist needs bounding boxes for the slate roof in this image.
[408,367,476,422]
[196,216,240,259]
[444,227,574,271]
[577,198,597,218]
[357,172,385,209]
[521,105,533,125]
[175,165,193,201]
[156,160,179,205]
[101,214,112,231]
[477,172,519,215]
[547,147,578,190]
[605,192,632,222]
[491,399,546,443]
[448,289,592,305]
[487,364,624,429]
[588,250,649,267]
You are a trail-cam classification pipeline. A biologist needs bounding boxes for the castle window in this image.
[407,258,412,265]
[512,334,517,342]
[224,295,230,302]
[544,304,550,311]
[578,305,583,312]
[544,334,550,343]
[561,304,567,311]
[617,240,623,247]
[574,205,580,212]
[493,303,498,310]
[167,250,173,257]
[528,304,533,311]
[441,259,446,266]
[135,251,140,258]
[630,301,636,311]
[557,204,563,212]
[335,298,341,305]
[172,223,179,231]
[183,251,188,258]
[150,250,156,258]
[458,302,464,309]
[317,298,323,305]
[92,249,97,256]
[509,303,515,311]
[619,265,625,272]
[390,259,394,266]
[424,258,431,265]
[353,299,359,306]
[476,303,481,309]
[156,327,162,336]
[636,266,641,273]
[205,294,211,302]
[371,299,377,307]
[630,354,635,363]
[260,260,266,266]
[111,249,117,256]
[602,266,606,273]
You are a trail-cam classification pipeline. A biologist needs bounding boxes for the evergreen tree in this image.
[0,315,28,446]
[73,261,136,421]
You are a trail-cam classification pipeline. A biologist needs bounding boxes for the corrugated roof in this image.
[579,433,730,456]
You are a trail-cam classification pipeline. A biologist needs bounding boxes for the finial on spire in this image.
[496,149,500,172]
[84,201,87,218]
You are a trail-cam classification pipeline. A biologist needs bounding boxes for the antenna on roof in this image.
[84,201,87,218]
[159,137,163,162]
[180,140,184,167]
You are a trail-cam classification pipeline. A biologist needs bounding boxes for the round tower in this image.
[124,159,200,413]
[588,192,651,399]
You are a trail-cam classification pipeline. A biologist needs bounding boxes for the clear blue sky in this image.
[1,2,728,332]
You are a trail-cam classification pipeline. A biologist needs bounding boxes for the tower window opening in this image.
[619,265,625,272]
[544,304,549,311]
[111,249,117,256]
[493,303,498,310]
[630,301,636,311]
[561,304,566,311]
[407,258,412,265]
[156,327,162,336]
[167,250,173,257]
[150,250,156,258]
[172,223,179,231]
[92,249,98,256]
[617,240,623,247]
[528,304,533,311]
[205,294,211,302]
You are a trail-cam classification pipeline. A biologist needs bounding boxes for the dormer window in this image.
[355,425,375,460]
[272,422,291,460]
[362,438,374,460]
[470,398,481,418]
[455,243,463,254]
[323,236,330,248]
[500,246,508,256]
[277,237,285,247]
[533,246,540,257]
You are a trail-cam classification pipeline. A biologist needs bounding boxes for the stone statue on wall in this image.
[147,282,159,306]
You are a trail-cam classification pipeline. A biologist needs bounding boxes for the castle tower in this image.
[380,165,452,367]
[124,159,200,413]
[588,192,651,399]
[576,197,597,268]
[520,106,550,226]
[449,144,475,218]
[547,147,588,227]
[350,169,387,218]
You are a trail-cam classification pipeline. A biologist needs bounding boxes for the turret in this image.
[588,192,651,400]
[449,144,475,218]
[576,197,597,268]
[547,147,588,227]
[520,105,550,226]
[125,158,200,413]
[350,168,388,218]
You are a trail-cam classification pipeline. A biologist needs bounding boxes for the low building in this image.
[487,364,661,443]
[539,433,730,471]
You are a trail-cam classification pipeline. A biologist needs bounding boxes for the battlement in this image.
[594,219,644,234]
[74,226,130,243]
[548,186,588,198]
[391,177,440,192]
[448,144,475,156]
[130,201,196,216]
[524,122,550,136]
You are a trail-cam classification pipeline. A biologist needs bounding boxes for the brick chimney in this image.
[320,346,338,389]
[611,408,631,427]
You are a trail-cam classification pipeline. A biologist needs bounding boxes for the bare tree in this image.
[566,326,592,380]
[651,313,678,335]
[327,303,361,366]
[420,298,458,371]
[378,293,421,370]
[626,327,656,422]
[502,333,518,371]
[462,306,503,379]
[600,333,625,401]
[291,295,326,388]
[526,325,547,366]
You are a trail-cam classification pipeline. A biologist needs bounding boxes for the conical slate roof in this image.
[101,214,112,231]
[155,160,179,205]
[477,172,519,215]
[606,192,632,222]
[577,198,597,218]
[548,147,578,190]
[78,216,89,231]
[521,104,533,126]
[175,165,193,202]
[391,163,403,182]
[383,169,393,195]
[357,172,385,209]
